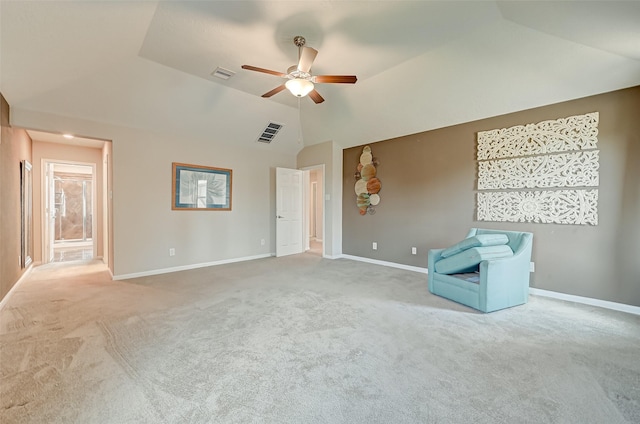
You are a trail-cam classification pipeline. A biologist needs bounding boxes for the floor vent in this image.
[211,67,235,80]
[257,122,284,144]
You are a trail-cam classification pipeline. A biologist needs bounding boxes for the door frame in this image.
[42,159,97,263]
[300,164,325,258]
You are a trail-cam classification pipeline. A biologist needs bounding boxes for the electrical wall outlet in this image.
[530,262,535,272]
[169,248,175,256]
[261,239,265,246]
[412,247,417,255]
[372,242,377,250]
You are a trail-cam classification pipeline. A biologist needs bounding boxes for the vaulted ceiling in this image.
[2,1,639,154]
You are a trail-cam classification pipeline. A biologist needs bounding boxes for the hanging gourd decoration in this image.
[354,145,381,215]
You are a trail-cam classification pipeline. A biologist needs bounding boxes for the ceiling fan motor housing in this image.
[286,65,311,80]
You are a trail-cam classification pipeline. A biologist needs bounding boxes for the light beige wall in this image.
[297,140,342,257]
[32,141,103,264]
[0,94,32,301]
[343,86,640,307]
[11,109,296,277]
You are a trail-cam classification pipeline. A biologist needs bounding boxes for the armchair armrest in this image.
[428,248,445,272]
[479,233,533,311]
[427,248,446,293]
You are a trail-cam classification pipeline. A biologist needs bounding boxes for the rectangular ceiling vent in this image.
[257,122,284,144]
[211,67,235,80]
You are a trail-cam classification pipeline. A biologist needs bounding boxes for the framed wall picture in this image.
[172,162,232,211]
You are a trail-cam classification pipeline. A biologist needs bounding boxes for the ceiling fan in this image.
[241,36,357,104]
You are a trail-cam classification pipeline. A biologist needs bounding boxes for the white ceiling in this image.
[2,1,639,154]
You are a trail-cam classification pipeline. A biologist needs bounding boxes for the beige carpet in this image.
[1,255,639,423]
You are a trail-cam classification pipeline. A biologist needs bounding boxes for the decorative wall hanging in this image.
[354,145,381,215]
[478,151,599,190]
[172,162,232,210]
[476,112,599,225]
[477,190,598,225]
[477,112,599,160]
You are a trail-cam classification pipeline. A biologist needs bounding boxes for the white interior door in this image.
[276,167,303,257]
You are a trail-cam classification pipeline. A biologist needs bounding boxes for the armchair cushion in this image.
[434,245,514,275]
[441,234,509,258]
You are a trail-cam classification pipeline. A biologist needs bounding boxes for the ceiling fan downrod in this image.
[293,36,306,63]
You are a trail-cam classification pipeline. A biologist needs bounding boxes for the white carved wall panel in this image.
[478,151,599,190]
[476,112,599,225]
[477,190,598,225]
[477,112,599,160]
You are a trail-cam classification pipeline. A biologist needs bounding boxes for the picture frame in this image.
[172,162,232,211]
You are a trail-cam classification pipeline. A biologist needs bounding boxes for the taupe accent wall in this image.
[0,93,33,301]
[343,86,640,307]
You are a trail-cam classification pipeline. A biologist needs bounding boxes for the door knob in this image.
[277,215,284,219]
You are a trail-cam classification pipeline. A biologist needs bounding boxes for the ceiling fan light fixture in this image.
[285,78,314,97]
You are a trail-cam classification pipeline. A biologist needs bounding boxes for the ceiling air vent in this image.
[211,67,235,80]
[257,122,284,144]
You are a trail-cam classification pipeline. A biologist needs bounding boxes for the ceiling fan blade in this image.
[262,85,287,98]
[241,65,286,78]
[297,47,318,73]
[313,75,358,84]
[308,89,325,104]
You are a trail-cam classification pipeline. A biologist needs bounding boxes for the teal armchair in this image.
[428,228,533,313]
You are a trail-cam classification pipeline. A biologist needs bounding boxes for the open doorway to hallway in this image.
[44,161,96,263]
[26,129,112,273]
[304,166,324,257]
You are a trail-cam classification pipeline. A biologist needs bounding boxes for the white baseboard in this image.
[322,254,342,260]
[0,264,34,311]
[113,253,273,280]
[336,255,639,316]
[529,287,640,316]
[340,254,428,274]
[62,250,640,316]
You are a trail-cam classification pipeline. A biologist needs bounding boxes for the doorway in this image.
[304,166,324,257]
[43,161,96,263]
[274,165,325,258]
